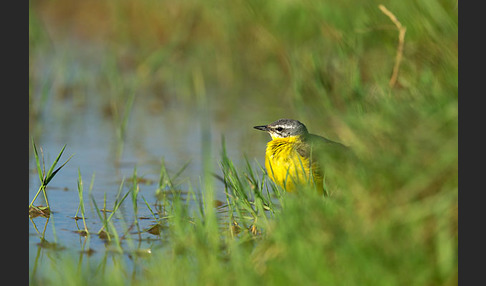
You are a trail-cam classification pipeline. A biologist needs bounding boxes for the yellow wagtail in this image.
[254,118,348,194]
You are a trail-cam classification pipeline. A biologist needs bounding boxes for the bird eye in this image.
[276,127,283,132]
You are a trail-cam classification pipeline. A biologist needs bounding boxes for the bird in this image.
[254,118,348,194]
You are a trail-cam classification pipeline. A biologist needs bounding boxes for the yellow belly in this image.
[265,137,323,193]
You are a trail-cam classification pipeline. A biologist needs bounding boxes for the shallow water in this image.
[29,91,266,238]
[28,5,297,274]
[28,52,274,274]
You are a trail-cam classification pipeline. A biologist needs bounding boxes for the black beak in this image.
[253,125,268,131]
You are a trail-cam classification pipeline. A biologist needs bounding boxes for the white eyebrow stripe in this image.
[281,124,294,129]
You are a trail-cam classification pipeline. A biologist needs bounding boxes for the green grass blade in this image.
[88,172,96,196]
[105,188,132,223]
[32,139,44,183]
[44,144,66,180]
[44,153,74,186]
[141,195,159,221]
[172,159,191,183]
[90,195,104,225]
[76,169,86,219]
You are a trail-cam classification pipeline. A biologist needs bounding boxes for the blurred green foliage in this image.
[29,0,457,285]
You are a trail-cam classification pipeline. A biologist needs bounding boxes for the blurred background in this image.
[29,0,457,283]
[29,0,457,182]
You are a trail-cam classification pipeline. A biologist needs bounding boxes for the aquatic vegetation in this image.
[29,0,457,285]
[29,140,73,217]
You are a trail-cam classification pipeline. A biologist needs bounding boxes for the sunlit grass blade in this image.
[32,139,44,184]
[88,197,99,226]
[107,187,132,223]
[157,158,174,190]
[90,185,132,239]
[243,156,271,209]
[220,141,256,217]
[172,159,191,184]
[88,172,96,197]
[141,195,157,221]
[130,167,142,240]
[29,140,73,211]
[76,169,89,234]
[44,153,74,186]
[90,194,107,239]
[44,144,66,182]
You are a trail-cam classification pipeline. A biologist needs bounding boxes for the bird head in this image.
[254,119,309,140]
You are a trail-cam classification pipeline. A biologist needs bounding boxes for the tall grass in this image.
[30,136,457,285]
[29,0,457,285]
[30,0,457,111]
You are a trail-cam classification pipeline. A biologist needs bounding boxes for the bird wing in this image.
[299,134,352,163]
[308,134,349,150]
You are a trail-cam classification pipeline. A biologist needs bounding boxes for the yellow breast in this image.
[265,136,323,193]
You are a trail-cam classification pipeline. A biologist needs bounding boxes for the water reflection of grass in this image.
[29,0,457,285]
